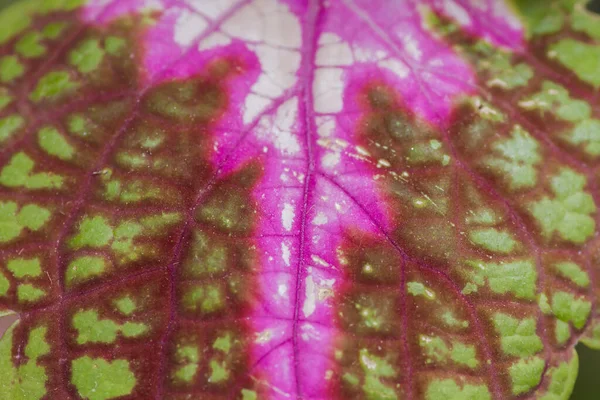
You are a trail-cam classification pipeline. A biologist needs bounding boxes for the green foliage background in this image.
[0,0,597,398]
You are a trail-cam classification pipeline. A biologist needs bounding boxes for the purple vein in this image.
[290,1,321,398]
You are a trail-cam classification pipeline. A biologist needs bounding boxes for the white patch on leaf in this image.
[281,242,291,266]
[174,10,208,46]
[303,275,316,317]
[316,33,353,67]
[282,203,295,231]
[442,0,472,26]
[198,32,231,50]
[313,68,344,113]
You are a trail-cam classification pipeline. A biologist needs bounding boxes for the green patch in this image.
[465,258,537,299]
[208,359,229,383]
[492,313,543,357]
[539,353,579,400]
[509,356,545,395]
[0,114,24,143]
[555,320,570,345]
[529,168,596,244]
[241,389,257,400]
[182,284,225,314]
[69,216,114,249]
[551,291,591,330]
[7,257,42,278]
[440,311,469,329]
[17,284,46,302]
[511,0,567,36]
[213,334,232,354]
[468,228,518,254]
[566,119,600,156]
[425,378,491,400]
[0,0,38,45]
[0,56,24,82]
[553,261,589,288]
[65,256,108,287]
[549,39,600,88]
[407,281,436,300]
[73,310,147,345]
[71,356,136,400]
[0,201,51,243]
[0,323,51,400]
[69,39,105,74]
[0,152,64,189]
[519,81,591,122]
[481,51,533,90]
[115,296,136,316]
[419,335,478,368]
[484,125,541,190]
[38,126,75,160]
[30,70,78,102]
[105,36,126,55]
[359,349,398,400]
[173,345,199,383]
[15,31,46,58]
[0,273,8,296]
[0,90,12,111]
[42,22,68,39]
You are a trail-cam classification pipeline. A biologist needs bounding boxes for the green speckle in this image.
[0,114,24,143]
[407,281,436,300]
[174,364,198,383]
[466,258,537,299]
[0,56,24,82]
[509,356,545,395]
[554,261,589,288]
[71,356,136,400]
[67,114,87,135]
[485,125,541,190]
[69,39,104,74]
[0,0,37,45]
[549,39,600,88]
[492,313,543,357]
[469,228,518,254]
[484,56,533,90]
[7,257,41,278]
[39,0,85,13]
[539,353,579,400]
[359,348,398,400]
[419,335,478,368]
[15,31,46,58]
[529,168,596,244]
[551,291,591,329]
[461,282,478,295]
[555,320,571,345]
[0,152,64,189]
[520,81,590,122]
[114,296,136,316]
[105,36,126,55]
[208,360,229,383]
[17,284,45,302]
[441,311,469,328]
[66,256,107,287]
[0,201,51,243]
[30,70,78,102]
[69,216,114,249]
[425,379,491,400]
[38,126,74,160]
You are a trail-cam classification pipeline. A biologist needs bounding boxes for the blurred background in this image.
[0,0,598,398]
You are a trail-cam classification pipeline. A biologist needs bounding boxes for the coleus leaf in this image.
[0,0,598,399]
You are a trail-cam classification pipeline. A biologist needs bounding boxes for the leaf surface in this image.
[0,0,598,399]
